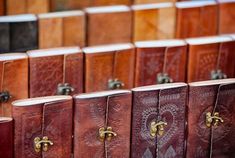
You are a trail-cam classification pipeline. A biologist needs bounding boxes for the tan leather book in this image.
[186,36,235,82]
[0,53,28,117]
[38,11,86,49]
[134,0,176,4]
[0,0,5,15]
[27,47,83,97]
[83,43,135,92]
[176,1,218,38]
[86,5,132,46]
[132,3,176,41]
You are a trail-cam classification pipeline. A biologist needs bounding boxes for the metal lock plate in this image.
[206,112,224,128]
[157,73,173,84]
[0,91,10,103]
[98,126,117,141]
[150,121,167,137]
[211,69,227,80]
[56,83,74,95]
[108,79,124,90]
[34,136,53,152]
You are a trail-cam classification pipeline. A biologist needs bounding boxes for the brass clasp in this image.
[0,91,11,103]
[211,69,227,80]
[157,73,173,84]
[206,112,224,128]
[99,127,117,141]
[56,83,74,95]
[150,121,167,137]
[34,136,53,153]
[108,79,124,90]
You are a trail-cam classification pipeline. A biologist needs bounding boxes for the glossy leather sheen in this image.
[74,92,132,158]
[131,85,187,157]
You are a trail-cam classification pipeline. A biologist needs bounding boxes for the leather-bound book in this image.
[50,0,70,11]
[0,53,28,117]
[176,1,218,38]
[0,14,38,53]
[0,0,5,15]
[132,3,176,41]
[86,5,132,46]
[187,79,235,157]
[134,0,176,4]
[134,40,187,87]
[74,90,132,158]
[186,36,235,82]
[38,11,85,49]
[27,47,83,97]
[13,96,73,158]
[83,43,135,92]
[131,83,188,158]
[0,117,13,158]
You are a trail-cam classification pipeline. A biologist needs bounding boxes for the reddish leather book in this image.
[132,3,176,41]
[0,117,13,158]
[74,90,132,158]
[134,0,176,4]
[0,53,28,116]
[134,40,187,87]
[86,5,132,46]
[176,1,218,38]
[83,43,135,92]
[131,83,188,157]
[38,11,86,49]
[187,79,235,157]
[13,96,73,158]
[27,47,83,97]
[0,0,5,15]
[186,36,235,82]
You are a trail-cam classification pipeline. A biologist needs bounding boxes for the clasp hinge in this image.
[211,69,227,80]
[0,91,11,103]
[99,126,117,141]
[34,136,53,153]
[108,79,124,90]
[56,83,74,95]
[150,121,167,137]
[157,73,173,84]
[206,112,224,128]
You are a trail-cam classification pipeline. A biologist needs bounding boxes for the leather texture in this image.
[131,84,187,158]
[0,0,5,15]
[134,0,176,4]
[74,91,132,158]
[0,117,13,158]
[0,23,10,53]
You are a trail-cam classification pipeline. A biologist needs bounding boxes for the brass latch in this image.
[206,112,224,128]
[99,127,117,141]
[56,83,74,95]
[211,69,227,80]
[150,121,167,137]
[0,91,10,103]
[157,73,173,84]
[108,79,124,90]
[34,136,53,152]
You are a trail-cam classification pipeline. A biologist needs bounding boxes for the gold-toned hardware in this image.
[211,69,227,80]
[157,73,173,84]
[206,112,224,128]
[99,126,117,141]
[34,136,53,152]
[108,79,124,90]
[56,83,74,95]
[150,121,167,137]
[0,91,11,103]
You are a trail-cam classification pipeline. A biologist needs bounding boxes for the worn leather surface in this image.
[0,0,5,15]
[0,118,13,158]
[85,48,135,92]
[0,23,10,53]
[13,97,73,158]
[131,85,187,157]
[87,10,132,46]
[135,46,187,87]
[74,91,132,158]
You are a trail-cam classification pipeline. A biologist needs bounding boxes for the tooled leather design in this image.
[0,119,13,158]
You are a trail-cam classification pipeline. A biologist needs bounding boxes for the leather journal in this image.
[38,11,86,49]
[134,40,187,87]
[186,36,235,82]
[176,1,218,38]
[0,117,13,158]
[74,90,132,158]
[134,0,176,4]
[13,96,73,158]
[132,3,176,41]
[131,83,188,157]
[83,43,135,92]
[0,53,28,117]
[85,5,132,46]
[187,79,235,157]
[27,47,83,97]
[0,14,38,53]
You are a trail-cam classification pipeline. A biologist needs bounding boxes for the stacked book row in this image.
[1,79,235,157]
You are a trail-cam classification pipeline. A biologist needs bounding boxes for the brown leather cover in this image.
[84,44,135,92]
[0,53,28,116]
[131,83,187,157]
[187,79,235,157]
[13,96,73,158]
[0,117,13,158]
[134,0,176,4]
[0,0,5,15]
[28,47,83,97]
[74,90,132,158]
[27,0,49,14]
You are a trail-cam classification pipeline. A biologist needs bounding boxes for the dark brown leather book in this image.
[0,14,38,53]
[74,90,132,158]
[186,36,235,82]
[86,5,132,46]
[0,53,28,117]
[0,0,5,15]
[27,47,83,97]
[134,40,187,87]
[83,43,135,92]
[13,96,73,158]
[131,83,188,157]
[176,1,218,38]
[187,79,235,158]
[0,117,13,158]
